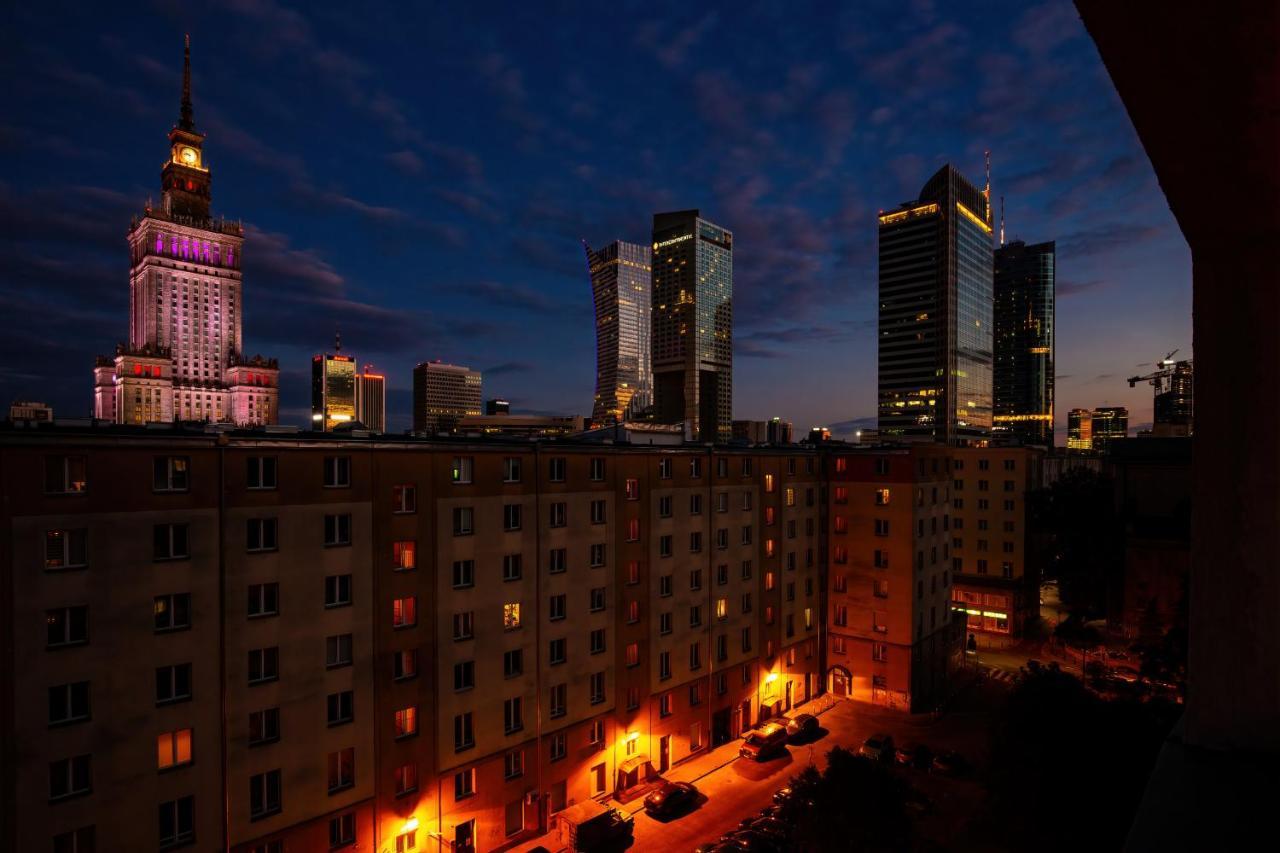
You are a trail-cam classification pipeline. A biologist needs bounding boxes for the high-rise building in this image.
[651,210,733,443]
[356,368,386,432]
[585,240,652,424]
[877,164,994,444]
[993,240,1055,446]
[1153,360,1194,435]
[312,337,357,431]
[91,37,278,426]
[1090,406,1129,453]
[1067,408,1093,452]
[412,361,481,433]
[485,398,510,415]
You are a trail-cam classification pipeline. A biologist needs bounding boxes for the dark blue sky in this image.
[1,0,1190,437]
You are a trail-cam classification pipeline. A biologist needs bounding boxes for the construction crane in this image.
[1127,349,1179,388]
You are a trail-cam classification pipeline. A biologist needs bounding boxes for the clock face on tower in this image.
[180,146,197,165]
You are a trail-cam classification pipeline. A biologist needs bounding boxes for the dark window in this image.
[156,664,192,704]
[48,681,91,726]
[153,524,190,560]
[248,769,282,819]
[158,795,195,849]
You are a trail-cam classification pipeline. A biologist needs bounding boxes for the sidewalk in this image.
[618,693,841,817]
[506,694,843,852]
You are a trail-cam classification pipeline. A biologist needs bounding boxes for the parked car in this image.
[643,780,698,817]
[859,733,895,761]
[740,721,789,761]
[771,784,811,807]
[894,742,934,770]
[745,817,790,841]
[720,830,783,852]
[784,713,819,741]
[931,750,970,776]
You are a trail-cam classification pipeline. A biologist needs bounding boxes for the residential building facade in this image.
[1,426,862,853]
[948,446,1042,646]
[824,445,961,711]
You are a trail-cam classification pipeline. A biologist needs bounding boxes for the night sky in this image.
[1,0,1191,439]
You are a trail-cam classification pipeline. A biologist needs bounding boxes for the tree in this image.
[981,665,1178,852]
[1028,467,1123,620]
[781,747,917,852]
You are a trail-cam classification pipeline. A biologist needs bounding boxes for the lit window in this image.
[394,706,418,738]
[156,728,193,769]
[504,603,521,630]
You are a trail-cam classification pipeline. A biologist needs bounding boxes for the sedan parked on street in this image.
[784,713,819,741]
[643,780,699,817]
[859,733,895,761]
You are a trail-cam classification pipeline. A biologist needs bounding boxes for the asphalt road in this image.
[626,699,992,852]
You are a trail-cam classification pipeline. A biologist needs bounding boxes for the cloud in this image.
[462,280,563,315]
[483,361,534,377]
[636,12,720,69]
[827,415,878,434]
[1058,223,1162,258]
[385,150,423,175]
[1056,278,1106,297]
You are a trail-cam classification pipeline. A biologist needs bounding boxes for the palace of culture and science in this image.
[92,37,278,426]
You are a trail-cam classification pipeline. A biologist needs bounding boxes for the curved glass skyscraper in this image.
[585,240,652,424]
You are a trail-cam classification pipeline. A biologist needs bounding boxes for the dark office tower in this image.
[1154,360,1194,435]
[584,240,653,424]
[651,210,733,443]
[1091,406,1129,453]
[878,164,994,444]
[993,240,1056,446]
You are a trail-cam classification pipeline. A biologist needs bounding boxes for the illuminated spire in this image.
[179,34,194,131]
[1000,195,1006,247]
[983,150,992,223]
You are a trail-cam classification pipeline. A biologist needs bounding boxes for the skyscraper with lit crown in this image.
[877,164,993,445]
[92,36,277,425]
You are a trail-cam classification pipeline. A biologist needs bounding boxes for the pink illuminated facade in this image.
[92,37,278,426]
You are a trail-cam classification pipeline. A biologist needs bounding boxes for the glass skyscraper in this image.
[993,240,1056,446]
[584,240,652,425]
[878,164,993,444]
[651,210,733,443]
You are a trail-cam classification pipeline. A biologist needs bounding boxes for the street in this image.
[514,693,999,853]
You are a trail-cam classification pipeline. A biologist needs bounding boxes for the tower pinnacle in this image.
[179,34,194,131]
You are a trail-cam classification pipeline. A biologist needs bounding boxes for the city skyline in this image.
[2,2,1190,439]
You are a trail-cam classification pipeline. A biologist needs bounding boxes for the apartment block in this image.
[949,446,1043,647]
[1,425,915,853]
[825,445,960,712]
